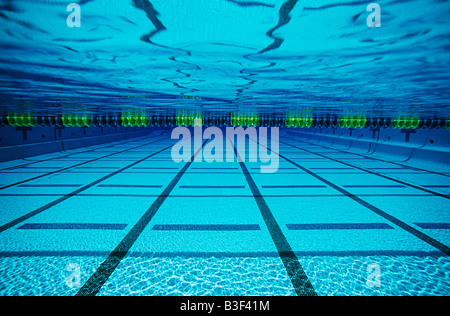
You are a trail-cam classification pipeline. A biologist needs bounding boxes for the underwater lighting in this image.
[121,115,150,127]
[0,113,447,129]
[62,114,93,127]
[5,113,37,127]
[338,111,367,129]
[391,117,421,129]
[176,110,203,127]
[284,108,313,128]
[231,113,259,127]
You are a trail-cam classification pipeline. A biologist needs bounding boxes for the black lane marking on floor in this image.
[17,223,127,230]
[278,140,450,200]
[259,141,450,256]
[367,167,409,170]
[0,136,168,191]
[179,185,246,189]
[229,136,317,296]
[152,224,261,231]
[75,140,208,296]
[250,167,298,170]
[0,138,172,234]
[286,223,394,230]
[261,185,326,189]
[309,167,355,170]
[17,184,83,187]
[21,167,62,169]
[0,193,437,198]
[285,135,450,178]
[68,157,144,159]
[97,184,163,188]
[414,223,450,229]
[75,167,121,169]
[422,185,450,188]
[190,167,239,170]
[132,167,179,170]
[342,185,405,188]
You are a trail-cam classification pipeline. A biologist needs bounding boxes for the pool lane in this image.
[286,135,450,179]
[0,137,173,233]
[255,138,450,256]
[76,139,210,296]
[0,133,168,191]
[278,139,450,200]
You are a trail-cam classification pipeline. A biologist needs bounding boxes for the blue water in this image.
[0,130,449,296]
[1,0,450,296]
[1,0,450,118]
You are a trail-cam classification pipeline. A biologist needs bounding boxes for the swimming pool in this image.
[0,128,448,296]
[0,0,449,297]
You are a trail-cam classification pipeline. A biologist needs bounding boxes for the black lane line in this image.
[342,185,405,188]
[0,138,172,233]
[152,224,261,231]
[17,223,127,230]
[250,167,298,170]
[423,185,450,188]
[284,134,450,178]
[0,133,156,172]
[278,140,450,200]
[0,193,436,198]
[261,185,326,188]
[0,135,168,191]
[132,167,179,170]
[255,139,450,256]
[21,167,62,169]
[76,167,121,169]
[309,167,355,170]
[18,184,83,187]
[179,185,245,189]
[97,184,163,188]
[414,223,450,229]
[228,136,317,296]
[190,167,239,170]
[76,140,208,296]
[286,223,394,230]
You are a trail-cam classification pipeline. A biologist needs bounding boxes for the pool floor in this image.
[0,131,449,296]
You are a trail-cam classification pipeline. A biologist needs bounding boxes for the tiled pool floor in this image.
[0,131,449,295]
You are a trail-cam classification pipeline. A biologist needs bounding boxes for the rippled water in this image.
[0,255,449,296]
[1,0,449,118]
